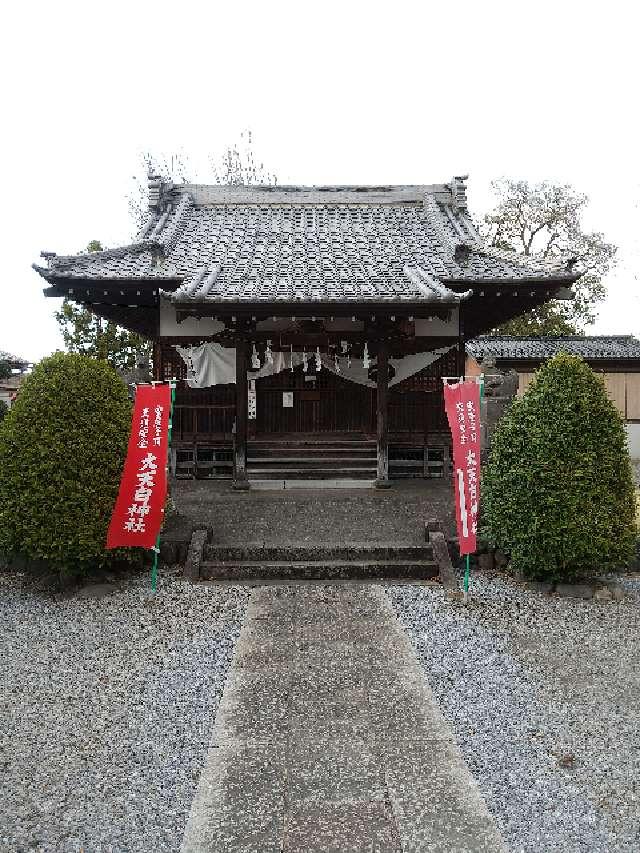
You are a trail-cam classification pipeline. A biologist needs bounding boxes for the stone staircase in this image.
[197,541,439,582]
[247,438,377,484]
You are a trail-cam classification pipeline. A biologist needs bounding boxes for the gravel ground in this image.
[1,570,250,853]
[388,573,640,853]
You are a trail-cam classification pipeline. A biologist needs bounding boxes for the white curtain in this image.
[176,343,454,389]
[176,343,236,387]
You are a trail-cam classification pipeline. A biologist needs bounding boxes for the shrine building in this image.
[34,177,579,489]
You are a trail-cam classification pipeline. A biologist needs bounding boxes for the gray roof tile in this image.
[468,335,640,361]
[34,181,577,304]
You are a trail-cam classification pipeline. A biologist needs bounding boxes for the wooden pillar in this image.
[233,340,250,490]
[457,309,466,378]
[152,341,162,381]
[375,341,391,489]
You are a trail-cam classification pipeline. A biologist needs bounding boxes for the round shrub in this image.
[482,353,636,581]
[0,352,133,577]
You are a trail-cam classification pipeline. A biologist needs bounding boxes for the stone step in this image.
[200,559,440,582]
[246,467,377,479]
[247,456,376,465]
[203,543,435,562]
[249,478,378,489]
[249,438,376,446]
[247,452,379,457]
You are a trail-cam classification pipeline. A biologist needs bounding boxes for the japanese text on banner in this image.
[106,385,171,550]
[443,380,481,556]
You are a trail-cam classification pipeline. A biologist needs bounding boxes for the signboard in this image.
[248,380,257,420]
[282,391,294,408]
[443,380,481,556]
[106,384,171,550]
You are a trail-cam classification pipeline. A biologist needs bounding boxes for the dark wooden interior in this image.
[158,343,458,447]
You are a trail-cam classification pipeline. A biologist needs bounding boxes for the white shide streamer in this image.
[175,343,455,389]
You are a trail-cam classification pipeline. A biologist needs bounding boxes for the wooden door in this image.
[255,365,375,435]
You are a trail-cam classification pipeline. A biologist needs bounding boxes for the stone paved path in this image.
[180,585,506,852]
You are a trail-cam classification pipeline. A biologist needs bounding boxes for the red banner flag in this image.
[443,380,481,555]
[106,384,172,550]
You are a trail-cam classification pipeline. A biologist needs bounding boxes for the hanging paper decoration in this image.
[302,349,308,372]
[334,354,341,374]
[290,344,294,371]
[184,350,197,384]
[341,340,348,354]
[347,353,352,369]
[363,342,371,369]
[315,347,322,372]
[266,340,274,365]
[251,343,261,369]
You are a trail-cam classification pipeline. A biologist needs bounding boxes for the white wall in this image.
[160,299,459,338]
[626,423,640,460]
[159,299,225,337]
[415,308,458,336]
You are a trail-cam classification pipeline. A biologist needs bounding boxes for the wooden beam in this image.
[375,341,391,489]
[232,341,250,490]
[175,302,455,321]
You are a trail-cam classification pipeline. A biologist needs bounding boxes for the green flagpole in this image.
[151,379,176,593]
[464,554,470,599]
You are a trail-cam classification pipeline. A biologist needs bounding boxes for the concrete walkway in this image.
[180,585,506,853]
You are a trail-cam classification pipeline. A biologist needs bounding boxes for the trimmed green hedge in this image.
[0,352,133,577]
[482,353,636,581]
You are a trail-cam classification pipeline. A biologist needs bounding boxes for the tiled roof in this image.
[34,179,578,305]
[0,351,30,366]
[468,335,640,362]
[0,375,25,391]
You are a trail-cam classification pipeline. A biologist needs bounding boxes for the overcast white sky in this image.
[1,0,638,362]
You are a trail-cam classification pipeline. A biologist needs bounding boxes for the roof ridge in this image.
[476,334,638,341]
[172,183,455,207]
[403,265,472,302]
[41,240,162,270]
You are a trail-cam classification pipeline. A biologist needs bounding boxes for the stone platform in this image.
[171,479,455,547]
[180,584,506,853]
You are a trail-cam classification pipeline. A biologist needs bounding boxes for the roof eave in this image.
[443,274,581,286]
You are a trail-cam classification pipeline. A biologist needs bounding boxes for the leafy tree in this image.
[481,179,617,334]
[482,353,636,581]
[54,241,151,372]
[0,352,135,578]
[0,360,10,381]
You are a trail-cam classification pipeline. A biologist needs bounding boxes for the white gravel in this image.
[0,570,249,852]
[388,573,640,853]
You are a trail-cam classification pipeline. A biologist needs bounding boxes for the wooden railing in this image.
[173,404,236,441]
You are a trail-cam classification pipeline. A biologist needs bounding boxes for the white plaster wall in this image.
[414,308,458,336]
[160,303,459,337]
[626,423,640,460]
[159,300,225,337]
